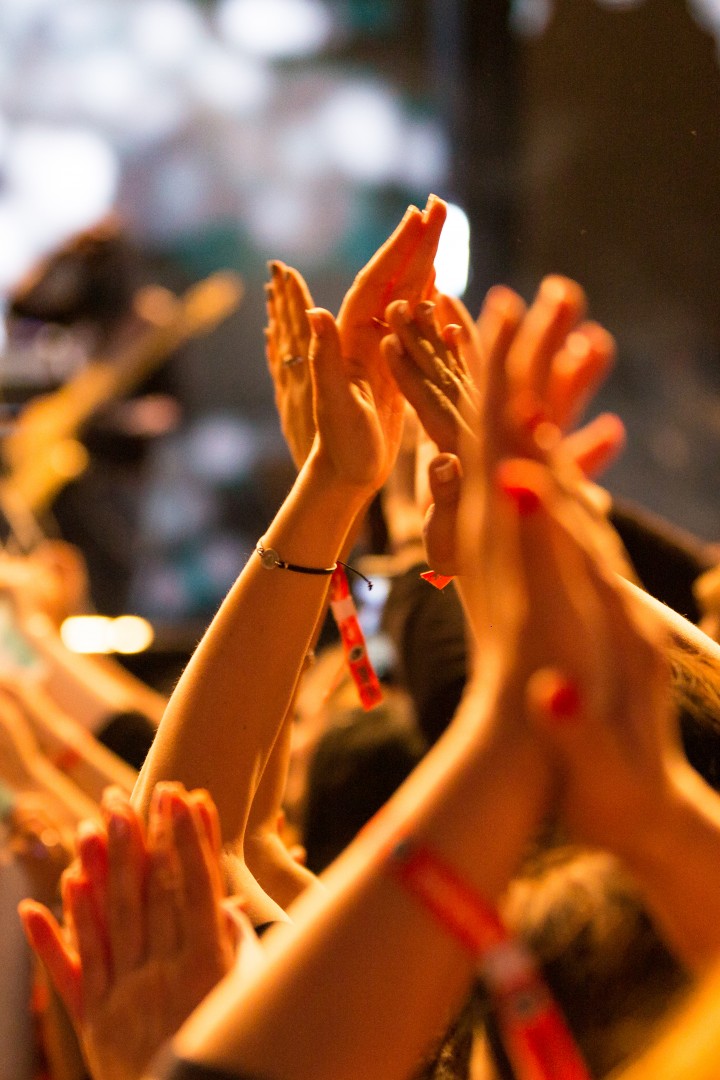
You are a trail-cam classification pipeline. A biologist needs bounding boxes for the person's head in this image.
[300,691,425,874]
[415,847,690,1080]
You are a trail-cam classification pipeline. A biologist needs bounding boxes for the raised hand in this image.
[264,197,447,492]
[383,277,626,575]
[265,261,316,470]
[19,784,236,1080]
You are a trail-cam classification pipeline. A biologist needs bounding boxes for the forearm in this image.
[618,763,720,973]
[172,679,550,1080]
[133,451,371,844]
[244,713,320,909]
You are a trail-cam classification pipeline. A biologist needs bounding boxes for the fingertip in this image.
[386,298,409,323]
[538,274,586,312]
[482,284,526,321]
[424,194,447,224]
[495,460,546,515]
[429,453,461,499]
[306,307,334,335]
[381,332,404,361]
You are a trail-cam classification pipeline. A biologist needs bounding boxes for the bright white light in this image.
[46,0,120,51]
[111,615,155,654]
[189,43,270,114]
[688,0,720,36]
[318,83,403,184]
[61,615,114,654]
[434,202,470,298]
[68,49,144,125]
[0,0,66,40]
[217,0,333,58]
[60,614,154,654]
[130,0,205,70]
[244,182,348,261]
[0,199,41,290]
[7,125,118,240]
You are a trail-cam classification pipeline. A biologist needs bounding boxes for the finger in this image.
[169,790,225,955]
[188,788,223,859]
[498,460,616,721]
[75,819,111,966]
[269,262,293,370]
[423,454,462,575]
[18,900,82,1023]
[435,291,477,344]
[307,307,353,420]
[338,205,425,321]
[388,300,475,422]
[146,784,183,958]
[506,275,586,408]
[284,266,314,351]
[381,331,472,454]
[101,787,147,976]
[386,195,448,305]
[475,286,527,459]
[64,873,112,1014]
[545,322,616,430]
[264,276,282,372]
[562,413,626,478]
[386,300,457,391]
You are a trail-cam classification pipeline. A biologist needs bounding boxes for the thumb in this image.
[306,308,349,421]
[423,454,461,575]
[18,899,83,1023]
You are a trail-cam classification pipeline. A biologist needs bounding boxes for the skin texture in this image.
[19,785,237,1080]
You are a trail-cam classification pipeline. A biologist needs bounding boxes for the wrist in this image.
[609,762,710,873]
[302,445,377,511]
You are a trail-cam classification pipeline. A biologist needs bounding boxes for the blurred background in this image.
[1,0,719,683]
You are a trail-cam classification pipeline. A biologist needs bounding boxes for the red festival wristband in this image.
[329,566,383,711]
[388,840,591,1080]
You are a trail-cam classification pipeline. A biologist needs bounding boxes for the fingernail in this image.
[416,300,435,317]
[539,275,569,305]
[433,457,458,484]
[371,316,389,330]
[547,680,582,721]
[76,818,99,844]
[109,812,129,840]
[306,308,324,335]
[499,482,541,515]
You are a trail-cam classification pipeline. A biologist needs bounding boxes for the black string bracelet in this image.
[256,542,372,589]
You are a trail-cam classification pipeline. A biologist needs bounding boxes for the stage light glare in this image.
[434,202,470,298]
[217,0,333,59]
[111,615,155,654]
[61,615,114,654]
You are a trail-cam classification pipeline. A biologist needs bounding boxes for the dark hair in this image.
[301,697,425,874]
[415,848,691,1080]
